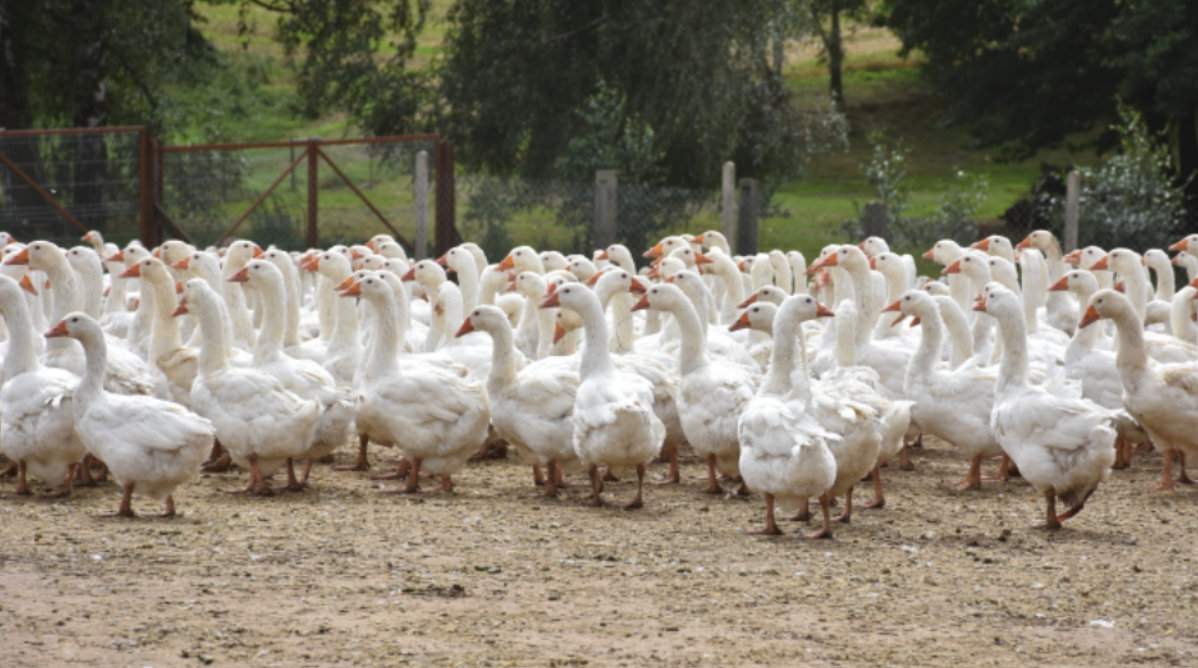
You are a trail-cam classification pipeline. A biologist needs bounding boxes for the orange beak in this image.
[630,294,650,312]
[252,244,264,258]
[1049,276,1070,292]
[729,312,751,332]
[1016,236,1032,250]
[1114,281,1125,293]
[152,247,161,258]
[943,259,962,275]
[882,299,901,313]
[647,265,660,279]
[401,267,417,282]
[694,252,713,266]
[173,257,190,270]
[1169,239,1188,252]
[1091,254,1110,271]
[19,274,37,296]
[553,322,567,344]
[1078,304,1101,328]
[971,238,991,251]
[120,264,141,278]
[45,320,70,338]
[175,282,184,294]
[455,319,475,337]
[229,266,250,283]
[1063,250,1082,266]
[807,253,838,275]
[172,299,189,317]
[643,243,663,259]
[540,292,561,309]
[106,250,125,263]
[629,278,648,294]
[5,246,30,266]
[586,270,606,287]
[435,254,449,267]
[336,276,355,292]
[922,248,935,261]
[545,282,558,297]
[816,303,834,318]
[1190,277,1198,290]
[596,250,609,261]
[498,255,515,271]
[342,280,362,297]
[868,256,877,270]
[909,316,922,328]
[302,256,320,272]
[973,296,987,312]
[737,293,759,309]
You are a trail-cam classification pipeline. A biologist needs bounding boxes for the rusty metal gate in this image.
[0,126,460,255]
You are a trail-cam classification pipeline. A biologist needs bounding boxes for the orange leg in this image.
[836,487,853,524]
[862,465,885,510]
[162,495,176,518]
[751,494,783,535]
[117,482,136,518]
[1177,451,1193,485]
[624,464,645,510]
[202,440,233,473]
[400,458,422,494]
[806,494,834,539]
[1158,448,1176,492]
[15,461,31,496]
[544,461,559,498]
[958,454,984,490]
[299,459,315,486]
[285,458,306,492]
[1042,490,1061,530]
[789,497,811,522]
[703,454,723,495]
[336,434,371,472]
[248,455,272,496]
[532,464,545,487]
[587,465,604,507]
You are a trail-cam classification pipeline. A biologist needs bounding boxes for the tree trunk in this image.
[827,5,845,109]
[1178,110,1198,233]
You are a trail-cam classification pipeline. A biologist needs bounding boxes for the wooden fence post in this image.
[137,127,157,247]
[594,169,618,248]
[737,178,759,256]
[414,150,429,259]
[1064,169,1081,252]
[306,138,319,248]
[721,161,737,251]
[434,141,458,256]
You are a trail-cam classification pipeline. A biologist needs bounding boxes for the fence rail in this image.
[0,126,458,255]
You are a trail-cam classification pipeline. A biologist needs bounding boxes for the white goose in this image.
[979,284,1116,529]
[737,294,838,537]
[180,279,319,495]
[457,305,578,496]
[549,283,664,508]
[0,276,85,496]
[345,273,490,493]
[1081,290,1198,492]
[636,282,754,495]
[48,313,214,517]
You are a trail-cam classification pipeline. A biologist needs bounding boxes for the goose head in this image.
[739,285,788,308]
[972,235,1014,260]
[498,245,541,273]
[45,311,101,341]
[224,240,263,275]
[1080,289,1134,328]
[1169,234,1198,254]
[456,304,508,338]
[730,300,778,333]
[884,289,936,327]
[539,250,569,272]
[643,235,687,260]
[567,255,598,282]
[859,236,890,257]
[923,239,964,265]
[1016,229,1063,258]
[695,230,730,255]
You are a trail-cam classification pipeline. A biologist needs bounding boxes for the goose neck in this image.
[365,291,401,377]
[194,297,231,375]
[666,296,708,376]
[576,296,615,378]
[252,276,287,362]
[74,326,107,408]
[486,322,518,395]
[994,310,1030,392]
[762,305,798,395]
[908,305,945,387]
[1,296,39,379]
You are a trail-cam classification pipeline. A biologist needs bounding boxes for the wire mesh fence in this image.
[159,136,440,251]
[454,173,724,261]
[0,128,144,247]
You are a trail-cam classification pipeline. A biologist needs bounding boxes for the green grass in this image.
[178,10,1094,257]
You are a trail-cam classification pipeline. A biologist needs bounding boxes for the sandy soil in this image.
[2,438,1196,667]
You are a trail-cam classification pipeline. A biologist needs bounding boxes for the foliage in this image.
[877,0,1198,226]
[842,132,985,249]
[437,0,845,190]
[1046,107,1188,250]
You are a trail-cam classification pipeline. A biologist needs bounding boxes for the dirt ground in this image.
[2,438,1196,667]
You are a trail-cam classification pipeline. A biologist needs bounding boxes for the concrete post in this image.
[415,150,429,259]
[737,178,759,256]
[721,161,737,251]
[1064,169,1081,252]
[594,169,618,248]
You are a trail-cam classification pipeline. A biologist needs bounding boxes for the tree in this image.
[879,0,1198,228]
[436,0,844,189]
[219,0,432,134]
[805,0,867,109]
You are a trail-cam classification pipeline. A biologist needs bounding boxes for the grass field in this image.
[177,6,1095,257]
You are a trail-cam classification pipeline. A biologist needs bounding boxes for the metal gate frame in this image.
[0,126,460,253]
